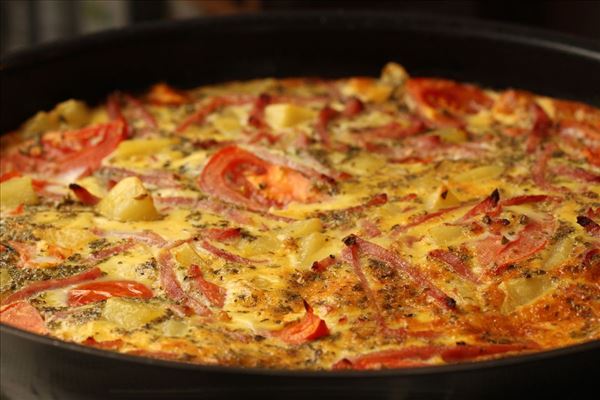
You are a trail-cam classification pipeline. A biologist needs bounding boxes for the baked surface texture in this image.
[1,63,598,370]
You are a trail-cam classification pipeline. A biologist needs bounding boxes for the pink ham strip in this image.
[343,235,457,310]
[551,165,600,183]
[429,249,479,283]
[157,248,210,316]
[123,93,158,129]
[198,241,263,265]
[100,166,183,189]
[341,246,407,339]
[456,189,500,223]
[532,144,558,190]
[91,228,168,247]
[393,206,461,234]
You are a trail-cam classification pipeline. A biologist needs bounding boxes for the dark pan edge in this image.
[2,323,599,378]
[1,11,599,70]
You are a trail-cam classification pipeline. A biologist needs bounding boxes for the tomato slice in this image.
[0,301,48,335]
[407,78,493,127]
[272,302,329,345]
[2,121,125,177]
[67,280,153,306]
[0,171,21,182]
[199,146,319,211]
[55,121,125,173]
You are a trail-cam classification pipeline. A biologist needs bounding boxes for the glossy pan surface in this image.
[1,11,599,400]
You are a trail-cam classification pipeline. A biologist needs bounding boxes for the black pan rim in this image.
[1,10,599,379]
[2,324,599,377]
[1,10,599,71]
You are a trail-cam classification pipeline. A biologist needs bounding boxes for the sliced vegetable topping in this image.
[272,301,329,345]
[68,280,153,306]
[2,267,103,305]
[343,235,457,310]
[0,301,48,335]
[199,146,322,211]
[407,78,493,127]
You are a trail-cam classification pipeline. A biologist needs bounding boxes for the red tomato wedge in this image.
[0,171,21,182]
[2,267,103,305]
[198,146,320,211]
[407,78,493,127]
[2,121,125,176]
[0,301,48,335]
[67,280,154,306]
[272,301,329,345]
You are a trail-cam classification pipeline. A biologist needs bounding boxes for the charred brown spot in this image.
[577,216,594,227]
[445,297,457,309]
[490,189,500,206]
[343,234,358,246]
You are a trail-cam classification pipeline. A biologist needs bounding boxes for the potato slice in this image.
[265,104,315,129]
[102,298,164,331]
[97,177,159,221]
[501,275,553,313]
[0,176,39,209]
[424,185,461,211]
[115,138,176,158]
[452,165,504,183]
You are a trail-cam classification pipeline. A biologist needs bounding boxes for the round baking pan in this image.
[1,11,599,400]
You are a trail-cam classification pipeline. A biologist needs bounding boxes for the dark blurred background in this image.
[1,0,599,56]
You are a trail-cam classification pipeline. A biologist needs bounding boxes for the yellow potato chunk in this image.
[211,116,242,134]
[428,224,467,247]
[282,218,323,239]
[0,268,12,291]
[452,165,504,183]
[380,62,409,87]
[97,177,160,221]
[543,236,574,271]
[102,298,164,331]
[115,138,176,158]
[265,104,315,129]
[433,128,468,144]
[22,99,90,136]
[297,232,340,269]
[73,176,107,198]
[54,99,91,129]
[424,185,461,211]
[501,275,553,313]
[173,243,204,267]
[0,176,39,209]
[343,78,392,103]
